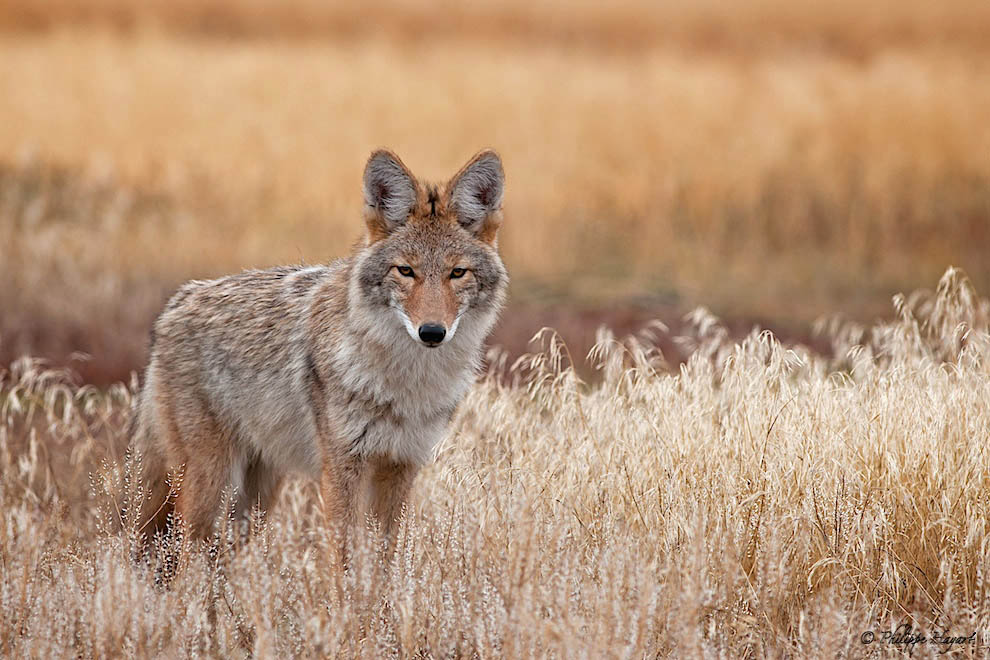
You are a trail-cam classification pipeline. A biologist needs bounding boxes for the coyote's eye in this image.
[397,266,415,277]
[450,267,467,279]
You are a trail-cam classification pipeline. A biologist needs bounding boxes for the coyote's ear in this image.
[448,150,504,243]
[363,150,417,241]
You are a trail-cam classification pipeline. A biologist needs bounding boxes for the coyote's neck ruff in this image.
[130,150,507,553]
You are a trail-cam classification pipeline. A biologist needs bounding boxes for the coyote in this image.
[129,149,507,558]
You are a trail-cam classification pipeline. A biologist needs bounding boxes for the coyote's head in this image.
[354,149,508,348]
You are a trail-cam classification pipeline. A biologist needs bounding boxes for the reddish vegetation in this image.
[2,298,834,386]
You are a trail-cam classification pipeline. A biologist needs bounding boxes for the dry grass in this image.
[1,268,988,657]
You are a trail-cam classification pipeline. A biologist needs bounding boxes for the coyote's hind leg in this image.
[166,394,237,543]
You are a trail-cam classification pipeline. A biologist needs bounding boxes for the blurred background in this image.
[1,0,988,383]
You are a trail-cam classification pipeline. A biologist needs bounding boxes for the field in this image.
[2,0,990,657]
[2,270,989,656]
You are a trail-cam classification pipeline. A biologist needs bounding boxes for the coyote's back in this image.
[129,149,508,555]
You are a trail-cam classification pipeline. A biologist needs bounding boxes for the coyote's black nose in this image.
[418,323,446,346]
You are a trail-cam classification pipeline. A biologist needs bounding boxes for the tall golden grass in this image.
[1,268,988,656]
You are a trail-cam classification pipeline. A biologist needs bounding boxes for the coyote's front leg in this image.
[367,457,418,557]
[320,452,363,570]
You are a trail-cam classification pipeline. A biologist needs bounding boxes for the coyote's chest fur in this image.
[321,318,477,464]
